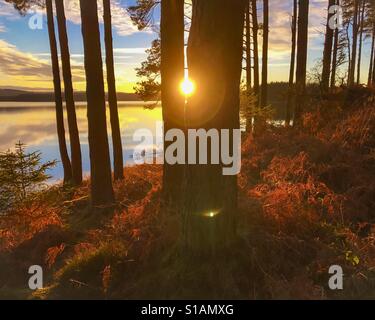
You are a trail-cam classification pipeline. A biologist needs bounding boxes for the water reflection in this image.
[0,102,162,182]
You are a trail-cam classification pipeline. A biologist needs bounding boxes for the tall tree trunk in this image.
[46,0,72,184]
[260,0,269,108]
[251,0,260,96]
[103,0,124,181]
[245,0,252,91]
[161,0,185,209]
[79,0,114,206]
[294,0,309,127]
[321,0,335,93]
[184,0,246,255]
[349,0,359,86]
[331,3,339,89]
[285,0,297,127]
[369,25,375,86]
[245,0,252,132]
[55,0,82,185]
[356,0,365,85]
[346,23,351,84]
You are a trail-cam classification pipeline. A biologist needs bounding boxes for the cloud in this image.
[0,1,21,19]
[0,39,85,85]
[0,40,53,78]
[0,24,6,32]
[60,0,140,36]
[0,0,141,36]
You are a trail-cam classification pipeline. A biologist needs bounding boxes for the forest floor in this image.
[1,87,375,300]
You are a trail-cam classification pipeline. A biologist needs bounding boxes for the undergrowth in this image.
[1,87,375,299]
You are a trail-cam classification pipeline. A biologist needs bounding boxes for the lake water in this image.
[0,101,285,182]
[0,102,163,182]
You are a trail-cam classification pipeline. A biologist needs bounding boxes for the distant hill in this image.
[0,89,140,102]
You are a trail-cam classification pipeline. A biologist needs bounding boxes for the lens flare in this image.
[180,78,195,96]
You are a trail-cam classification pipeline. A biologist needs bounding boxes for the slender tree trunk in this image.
[260,0,269,108]
[45,0,72,184]
[184,0,246,255]
[245,0,252,91]
[161,0,185,209]
[103,0,124,181]
[285,0,297,127]
[294,0,309,127]
[322,0,335,93]
[79,0,114,206]
[349,0,359,86]
[251,0,260,96]
[331,13,339,88]
[330,0,340,89]
[369,25,375,86]
[245,0,252,132]
[55,0,82,185]
[356,0,365,85]
[346,23,351,84]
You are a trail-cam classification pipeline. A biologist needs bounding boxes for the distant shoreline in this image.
[0,101,160,109]
[0,88,150,103]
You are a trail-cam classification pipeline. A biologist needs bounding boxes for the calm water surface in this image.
[0,102,162,182]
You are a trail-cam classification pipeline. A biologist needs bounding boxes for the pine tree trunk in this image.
[45,0,72,184]
[294,0,309,127]
[348,0,359,86]
[346,24,351,84]
[321,0,335,93]
[103,0,124,181]
[160,0,185,210]
[285,0,297,127]
[79,0,114,206]
[245,1,252,91]
[331,14,339,89]
[55,0,82,185]
[356,0,365,85]
[245,0,252,132]
[184,0,246,255]
[369,25,375,86]
[260,0,269,108]
[251,0,260,95]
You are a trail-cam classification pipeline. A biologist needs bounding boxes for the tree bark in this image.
[160,0,185,210]
[331,8,339,89]
[294,0,309,127]
[245,0,252,91]
[184,0,246,255]
[356,0,365,85]
[251,0,260,96]
[346,23,351,84]
[55,0,82,185]
[103,0,124,181]
[348,0,359,86]
[46,0,72,184]
[79,0,114,206]
[321,0,335,93]
[369,25,375,86]
[260,0,269,108]
[285,0,297,127]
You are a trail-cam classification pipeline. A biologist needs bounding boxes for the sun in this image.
[179,78,195,96]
